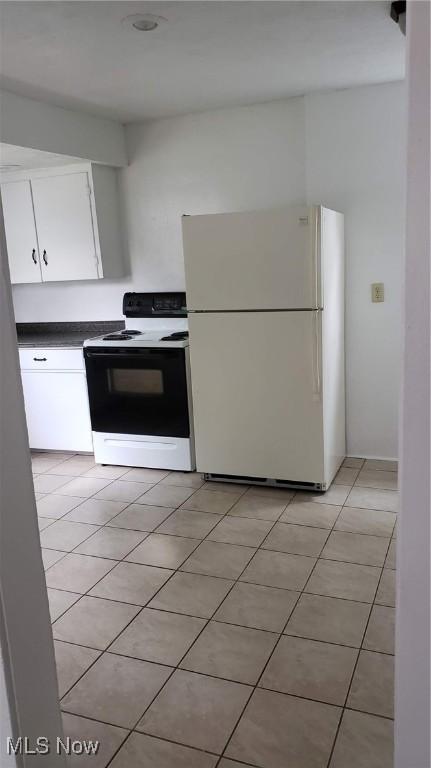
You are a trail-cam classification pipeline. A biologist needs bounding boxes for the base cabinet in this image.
[20,349,93,452]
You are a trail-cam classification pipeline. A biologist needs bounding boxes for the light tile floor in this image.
[33,452,397,768]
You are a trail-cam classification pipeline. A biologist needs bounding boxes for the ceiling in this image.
[0,1,405,123]
[0,143,83,171]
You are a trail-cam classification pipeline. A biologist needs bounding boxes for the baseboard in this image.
[346,454,399,462]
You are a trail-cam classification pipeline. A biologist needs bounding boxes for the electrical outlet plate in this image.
[372,283,385,302]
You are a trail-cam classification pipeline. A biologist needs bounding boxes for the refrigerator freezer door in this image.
[183,206,321,311]
[188,311,325,484]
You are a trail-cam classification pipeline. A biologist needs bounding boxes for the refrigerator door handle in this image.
[313,206,321,308]
[312,310,322,401]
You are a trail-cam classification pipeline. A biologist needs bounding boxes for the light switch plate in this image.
[372,283,385,302]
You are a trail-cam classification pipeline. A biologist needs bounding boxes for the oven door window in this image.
[108,368,164,396]
[84,348,190,437]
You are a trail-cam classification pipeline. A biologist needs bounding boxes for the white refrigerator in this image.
[182,205,345,490]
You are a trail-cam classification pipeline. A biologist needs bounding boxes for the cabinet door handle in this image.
[33,357,47,362]
[42,250,48,265]
[31,249,37,264]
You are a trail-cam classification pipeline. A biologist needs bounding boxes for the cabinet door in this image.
[21,370,93,452]
[0,180,42,284]
[31,172,100,282]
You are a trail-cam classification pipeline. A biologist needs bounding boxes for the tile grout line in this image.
[60,691,396,737]
[43,459,394,561]
[217,488,354,765]
[41,468,250,550]
[218,484,371,763]
[100,479,286,752]
[324,550,394,768]
[335,477,395,759]
[53,462,394,752]
[41,520,396,561]
[34,454,139,747]
[320,481,371,768]
[57,474,291,758]
[54,474,253,720]
[39,454,396,764]
[47,567,393,604]
[51,599,396,653]
[100,512,260,765]
[242,471,393,766]
[48,467,207,703]
[47,485,394,630]
[49,471,393,636]
[43,539,393,571]
[126,496,302,758]
[105,730,227,767]
[323,492,395,768]
[41,468,205,568]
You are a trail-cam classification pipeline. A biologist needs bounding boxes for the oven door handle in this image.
[84,349,179,358]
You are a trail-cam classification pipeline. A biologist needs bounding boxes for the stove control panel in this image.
[123,292,187,318]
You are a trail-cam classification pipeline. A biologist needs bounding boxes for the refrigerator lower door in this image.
[188,311,325,485]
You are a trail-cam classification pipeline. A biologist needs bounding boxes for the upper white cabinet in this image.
[0,163,123,284]
[32,172,98,282]
[0,179,42,283]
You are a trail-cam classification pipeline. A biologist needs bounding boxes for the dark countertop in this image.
[16,321,125,348]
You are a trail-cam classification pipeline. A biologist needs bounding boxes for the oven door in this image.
[84,347,190,438]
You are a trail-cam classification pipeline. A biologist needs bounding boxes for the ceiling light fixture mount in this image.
[122,13,167,32]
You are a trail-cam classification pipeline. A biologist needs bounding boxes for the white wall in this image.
[306,83,405,459]
[395,2,430,766]
[0,89,126,166]
[10,83,405,458]
[11,97,306,321]
[124,97,306,286]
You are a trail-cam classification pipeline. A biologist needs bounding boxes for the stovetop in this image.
[83,328,189,349]
[83,292,189,348]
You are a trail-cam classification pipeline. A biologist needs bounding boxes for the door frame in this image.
[0,199,66,765]
[395,2,430,766]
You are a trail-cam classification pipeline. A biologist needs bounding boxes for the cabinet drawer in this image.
[19,348,85,371]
